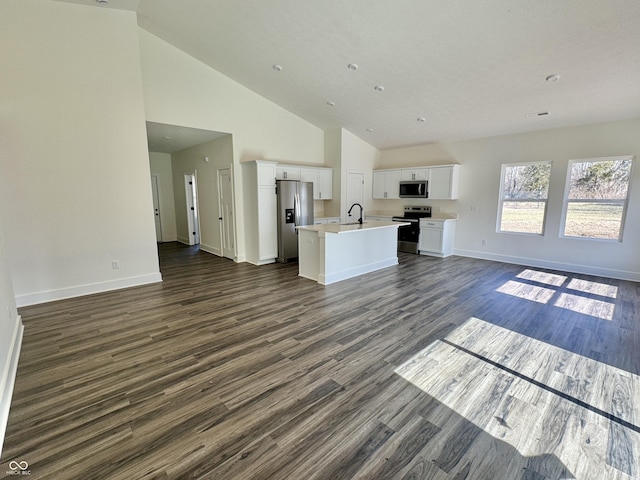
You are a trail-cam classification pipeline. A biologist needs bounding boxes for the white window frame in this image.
[560,155,634,242]
[496,161,551,236]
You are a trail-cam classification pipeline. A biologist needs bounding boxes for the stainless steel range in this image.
[392,206,432,253]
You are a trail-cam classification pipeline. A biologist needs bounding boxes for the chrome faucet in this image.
[347,203,364,224]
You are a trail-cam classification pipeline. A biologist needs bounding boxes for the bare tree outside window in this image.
[562,157,633,240]
[498,162,551,234]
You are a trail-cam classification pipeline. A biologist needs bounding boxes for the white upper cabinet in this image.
[300,166,332,200]
[316,168,333,200]
[299,167,317,184]
[428,165,460,200]
[401,168,428,181]
[373,164,460,200]
[372,170,401,199]
[275,165,301,180]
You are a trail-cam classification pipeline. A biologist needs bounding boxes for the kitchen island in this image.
[297,220,408,285]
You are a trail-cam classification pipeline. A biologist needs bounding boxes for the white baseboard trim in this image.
[15,273,163,307]
[454,249,640,282]
[0,314,24,459]
[199,243,222,256]
[246,258,276,266]
[177,236,190,245]
[235,254,246,264]
[319,257,398,285]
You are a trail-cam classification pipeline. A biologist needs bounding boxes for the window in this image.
[561,156,633,241]
[497,162,551,235]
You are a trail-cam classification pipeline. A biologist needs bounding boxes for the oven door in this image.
[393,218,420,253]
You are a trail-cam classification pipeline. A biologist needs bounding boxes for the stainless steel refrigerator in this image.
[276,180,314,262]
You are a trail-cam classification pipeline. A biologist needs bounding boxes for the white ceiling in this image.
[60,0,640,150]
[146,122,228,154]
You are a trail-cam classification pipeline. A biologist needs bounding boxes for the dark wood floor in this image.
[2,243,639,479]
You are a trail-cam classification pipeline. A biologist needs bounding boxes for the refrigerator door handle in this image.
[294,193,301,226]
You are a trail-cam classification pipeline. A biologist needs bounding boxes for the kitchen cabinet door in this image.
[385,170,402,199]
[300,167,332,200]
[373,170,401,199]
[419,219,456,257]
[257,185,277,260]
[299,167,318,184]
[372,171,387,199]
[243,160,278,265]
[316,168,333,199]
[276,165,301,180]
[420,226,443,253]
[428,165,460,199]
[401,168,428,181]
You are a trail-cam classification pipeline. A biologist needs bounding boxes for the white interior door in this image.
[151,175,162,242]
[218,168,235,259]
[185,174,200,245]
[345,170,365,222]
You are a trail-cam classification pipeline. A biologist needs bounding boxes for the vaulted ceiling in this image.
[58,0,640,150]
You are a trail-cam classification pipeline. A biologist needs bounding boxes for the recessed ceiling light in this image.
[272,64,283,72]
[545,74,560,82]
[417,117,426,123]
[374,85,385,92]
[96,0,109,5]
[326,101,336,107]
[347,63,358,71]
[366,128,374,133]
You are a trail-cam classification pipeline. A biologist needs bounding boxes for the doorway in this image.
[151,175,162,242]
[184,173,200,246]
[345,170,365,221]
[218,168,236,259]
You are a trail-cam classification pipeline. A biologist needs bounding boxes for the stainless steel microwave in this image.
[399,180,428,198]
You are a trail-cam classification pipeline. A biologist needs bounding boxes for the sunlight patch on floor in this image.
[554,292,615,321]
[497,269,618,321]
[394,317,640,479]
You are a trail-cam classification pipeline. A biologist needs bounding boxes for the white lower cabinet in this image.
[314,217,340,225]
[419,219,456,257]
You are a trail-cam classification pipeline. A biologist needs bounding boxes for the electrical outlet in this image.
[481,239,487,246]
[112,260,120,269]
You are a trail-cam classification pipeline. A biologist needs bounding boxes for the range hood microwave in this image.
[399,180,428,198]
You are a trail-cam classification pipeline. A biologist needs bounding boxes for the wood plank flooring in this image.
[2,242,640,479]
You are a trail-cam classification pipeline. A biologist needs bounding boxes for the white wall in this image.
[138,29,325,262]
[340,129,380,220]
[0,0,161,306]
[323,129,344,218]
[0,220,22,458]
[171,135,234,256]
[379,118,640,280]
[323,128,381,220]
[149,152,178,242]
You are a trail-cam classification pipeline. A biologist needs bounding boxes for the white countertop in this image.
[422,216,458,222]
[298,220,409,234]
